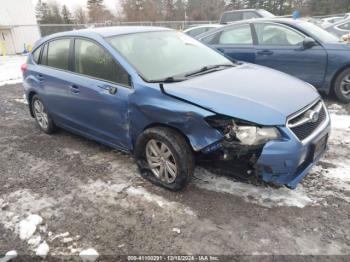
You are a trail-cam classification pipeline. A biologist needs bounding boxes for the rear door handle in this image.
[70,85,80,94]
[257,50,274,56]
[37,74,44,82]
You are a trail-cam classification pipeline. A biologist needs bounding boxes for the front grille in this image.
[288,101,327,141]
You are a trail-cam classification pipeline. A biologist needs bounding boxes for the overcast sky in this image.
[31,0,122,13]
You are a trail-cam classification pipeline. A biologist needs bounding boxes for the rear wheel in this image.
[31,95,56,134]
[334,68,350,103]
[135,127,194,191]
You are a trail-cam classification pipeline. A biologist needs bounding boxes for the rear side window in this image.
[32,47,41,63]
[219,24,253,44]
[47,39,70,70]
[74,39,129,86]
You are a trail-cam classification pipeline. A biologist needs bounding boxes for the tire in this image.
[31,95,56,134]
[134,127,195,191]
[334,68,350,103]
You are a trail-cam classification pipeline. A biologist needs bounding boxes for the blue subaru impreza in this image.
[22,27,331,191]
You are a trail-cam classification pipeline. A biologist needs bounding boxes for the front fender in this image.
[128,86,223,152]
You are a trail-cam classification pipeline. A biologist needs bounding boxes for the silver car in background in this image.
[325,18,350,38]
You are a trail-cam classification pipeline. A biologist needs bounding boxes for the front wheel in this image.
[134,127,194,191]
[334,68,350,103]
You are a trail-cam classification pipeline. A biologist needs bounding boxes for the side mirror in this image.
[303,37,317,49]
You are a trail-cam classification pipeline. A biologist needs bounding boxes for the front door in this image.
[64,38,133,150]
[253,22,328,88]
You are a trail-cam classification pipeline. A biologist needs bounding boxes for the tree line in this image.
[35,0,350,25]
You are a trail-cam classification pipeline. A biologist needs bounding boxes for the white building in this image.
[0,0,41,55]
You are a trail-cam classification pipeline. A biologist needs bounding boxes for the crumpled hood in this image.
[163,64,320,126]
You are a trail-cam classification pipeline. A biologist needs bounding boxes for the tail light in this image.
[21,63,28,73]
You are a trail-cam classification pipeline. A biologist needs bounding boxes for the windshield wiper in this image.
[185,64,234,77]
[148,76,187,83]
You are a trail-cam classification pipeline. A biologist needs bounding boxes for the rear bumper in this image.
[256,120,331,189]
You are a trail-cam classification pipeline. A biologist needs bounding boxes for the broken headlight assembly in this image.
[206,115,281,146]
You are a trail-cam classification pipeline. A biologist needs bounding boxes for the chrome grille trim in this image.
[287,99,330,144]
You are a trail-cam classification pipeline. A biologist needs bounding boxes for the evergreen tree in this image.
[61,5,73,24]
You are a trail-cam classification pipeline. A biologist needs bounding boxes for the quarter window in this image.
[74,39,129,86]
[32,47,41,63]
[219,25,253,45]
[255,23,304,46]
[47,39,70,70]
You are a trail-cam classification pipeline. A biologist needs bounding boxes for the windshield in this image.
[108,31,232,82]
[299,21,341,43]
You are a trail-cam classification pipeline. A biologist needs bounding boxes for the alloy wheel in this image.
[340,74,350,98]
[145,139,178,184]
[33,99,49,130]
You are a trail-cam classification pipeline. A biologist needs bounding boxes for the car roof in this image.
[222,9,261,14]
[34,26,171,48]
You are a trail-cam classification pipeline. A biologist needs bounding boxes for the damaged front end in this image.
[199,110,331,190]
[199,115,283,184]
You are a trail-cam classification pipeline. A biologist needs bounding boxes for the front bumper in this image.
[256,119,331,189]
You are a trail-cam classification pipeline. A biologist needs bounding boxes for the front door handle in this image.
[257,50,274,56]
[98,85,118,95]
[70,85,80,94]
[37,74,44,82]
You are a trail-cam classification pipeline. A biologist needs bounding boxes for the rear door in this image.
[201,23,256,63]
[253,22,328,87]
[35,38,75,122]
[63,38,133,150]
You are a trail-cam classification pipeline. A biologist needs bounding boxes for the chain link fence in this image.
[34,21,217,37]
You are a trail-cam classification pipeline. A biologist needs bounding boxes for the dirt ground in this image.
[0,83,350,261]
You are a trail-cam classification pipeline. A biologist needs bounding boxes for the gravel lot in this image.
[0,83,350,260]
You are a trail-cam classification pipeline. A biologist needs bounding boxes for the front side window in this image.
[219,25,253,45]
[74,39,129,86]
[108,31,232,82]
[255,23,304,46]
[47,39,70,70]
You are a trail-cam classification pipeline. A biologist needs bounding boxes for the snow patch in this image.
[14,95,28,105]
[79,248,99,262]
[0,55,26,86]
[28,235,42,247]
[19,214,43,240]
[194,168,312,208]
[0,251,17,262]
[35,241,49,257]
[330,114,350,130]
[172,227,181,234]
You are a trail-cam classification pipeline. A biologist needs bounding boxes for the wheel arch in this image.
[28,91,37,118]
[139,123,194,153]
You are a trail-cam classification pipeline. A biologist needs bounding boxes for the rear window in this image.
[221,12,242,24]
[47,39,70,70]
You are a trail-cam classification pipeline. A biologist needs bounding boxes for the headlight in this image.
[206,115,281,146]
[235,126,281,146]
